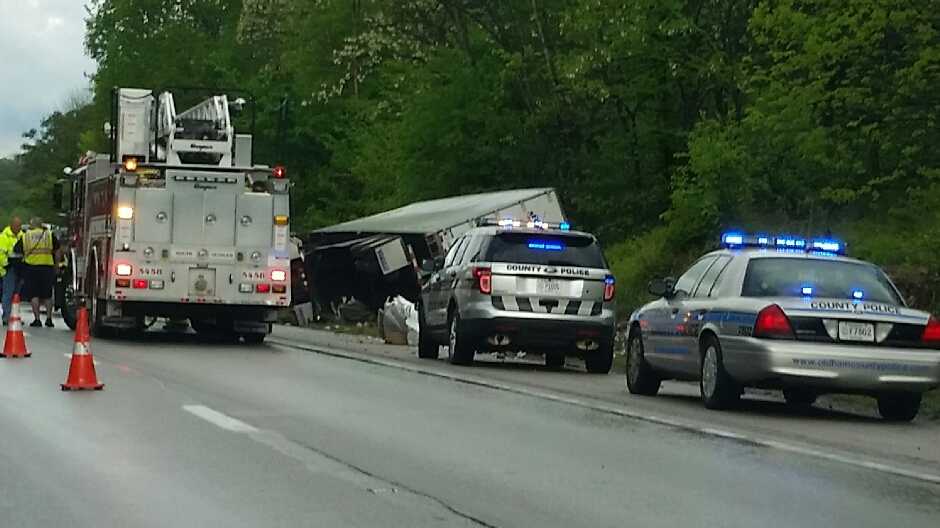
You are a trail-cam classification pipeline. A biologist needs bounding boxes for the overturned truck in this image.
[304,188,565,316]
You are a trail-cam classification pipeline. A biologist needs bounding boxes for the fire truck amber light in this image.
[123,158,138,172]
[271,270,287,282]
[256,284,271,294]
[133,279,148,289]
[272,284,287,294]
[117,206,134,220]
[274,215,289,226]
[115,264,133,276]
[115,279,131,288]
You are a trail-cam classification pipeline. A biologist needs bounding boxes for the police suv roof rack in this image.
[721,232,846,255]
[476,217,571,231]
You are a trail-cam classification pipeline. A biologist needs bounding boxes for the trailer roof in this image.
[314,188,560,236]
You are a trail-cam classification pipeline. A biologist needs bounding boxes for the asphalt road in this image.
[2,319,939,527]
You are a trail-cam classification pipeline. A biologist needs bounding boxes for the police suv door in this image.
[426,236,468,329]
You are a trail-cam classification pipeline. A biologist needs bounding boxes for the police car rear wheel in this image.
[448,312,474,366]
[877,392,921,422]
[417,304,439,359]
[625,332,660,396]
[700,336,739,410]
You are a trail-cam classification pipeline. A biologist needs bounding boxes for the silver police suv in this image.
[625,233,940,421]
[417,220,617,373]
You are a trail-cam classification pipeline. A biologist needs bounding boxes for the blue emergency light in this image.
[720,232,846,255]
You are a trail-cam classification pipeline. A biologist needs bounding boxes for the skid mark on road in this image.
[270,338,940,487]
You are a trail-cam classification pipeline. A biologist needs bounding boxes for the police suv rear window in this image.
[484,233,606,268]
[741,258,901,304]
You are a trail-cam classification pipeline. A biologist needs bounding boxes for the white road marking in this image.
[270,337,940,486]
[182,405,258,433]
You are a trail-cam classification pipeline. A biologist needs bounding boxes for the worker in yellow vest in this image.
[0,217,24,326]
[14,218,59,328]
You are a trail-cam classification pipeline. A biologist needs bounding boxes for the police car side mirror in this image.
[648,278,675,298]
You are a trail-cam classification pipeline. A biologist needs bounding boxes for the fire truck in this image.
[57,88,291,342]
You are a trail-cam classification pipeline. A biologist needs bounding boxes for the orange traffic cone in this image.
[61,307,104,391]
[2,294,30,358]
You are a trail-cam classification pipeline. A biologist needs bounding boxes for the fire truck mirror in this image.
[52,180,66,212]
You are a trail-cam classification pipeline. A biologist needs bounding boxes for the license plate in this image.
[838,321,875,342]
[537,278,563,295]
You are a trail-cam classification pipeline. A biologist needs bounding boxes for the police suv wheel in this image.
[625,331,660,396]
[877,392,921,422]
[447,312,474,366]
[700,336,739,409]
[417,304,439,359]
[584,340,614,374]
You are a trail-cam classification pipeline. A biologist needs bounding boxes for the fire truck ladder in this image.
[156,91,235,166]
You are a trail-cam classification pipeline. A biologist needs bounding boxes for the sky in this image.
[0,0,96,158]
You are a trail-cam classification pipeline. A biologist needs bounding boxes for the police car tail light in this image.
[922,316,940,348]
[603,275,616,302]
[473,267,492,295]
[754,304,794,339]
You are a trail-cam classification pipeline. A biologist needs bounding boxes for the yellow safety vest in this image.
[23,228,54,267]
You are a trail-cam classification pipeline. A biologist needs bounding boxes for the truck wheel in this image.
[700,335,740,409]
[877,392,921,422]
[447,312,474,366]
[87,265,110,338]
[783,388,818,408]
[584,340,614,374]
[417,304,439,359]
[625,331,661,396]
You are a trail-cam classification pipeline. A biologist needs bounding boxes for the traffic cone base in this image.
[61,307,104,391]
[2,294,30,358]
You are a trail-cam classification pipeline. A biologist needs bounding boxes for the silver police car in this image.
[625,233,940,421]
[417,219,617,372]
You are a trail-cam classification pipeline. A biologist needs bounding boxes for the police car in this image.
[625,233,940,421]
[417,219,616,373]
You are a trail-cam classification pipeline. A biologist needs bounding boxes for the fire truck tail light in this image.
[274,215,289,226]
[117,206,134,220]
[150,280,165,290]
[132,279,148,289]
[272,284,287,294]
[115,264,132,276]
[256,284,271,294]
[239,283,253,293]
[115,278,131,288]
[271,270,287,282]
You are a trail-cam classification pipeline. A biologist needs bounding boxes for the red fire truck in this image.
[56,88,291,342]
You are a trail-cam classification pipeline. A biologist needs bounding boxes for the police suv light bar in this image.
[478,217,572,231]
[721,232,845,255]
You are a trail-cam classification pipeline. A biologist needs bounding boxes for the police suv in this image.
[626,233,940,421]
[417,219,616,373]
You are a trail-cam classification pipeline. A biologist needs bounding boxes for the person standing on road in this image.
[15,218,59,328]
[0,217,24,326]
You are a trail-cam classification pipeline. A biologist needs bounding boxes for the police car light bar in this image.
[479,217,572,231]
[721,232,846,255]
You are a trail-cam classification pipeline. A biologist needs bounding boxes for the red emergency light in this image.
[272,165,286,179]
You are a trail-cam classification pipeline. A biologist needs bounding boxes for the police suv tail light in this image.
[922,316,940,348]
[753,304,794,339]
[603,275,616,302]
[473,267,492,295]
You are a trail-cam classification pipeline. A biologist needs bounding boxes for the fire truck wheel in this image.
[87,264,111,338]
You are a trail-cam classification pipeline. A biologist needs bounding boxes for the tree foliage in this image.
[7,0,940,313]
